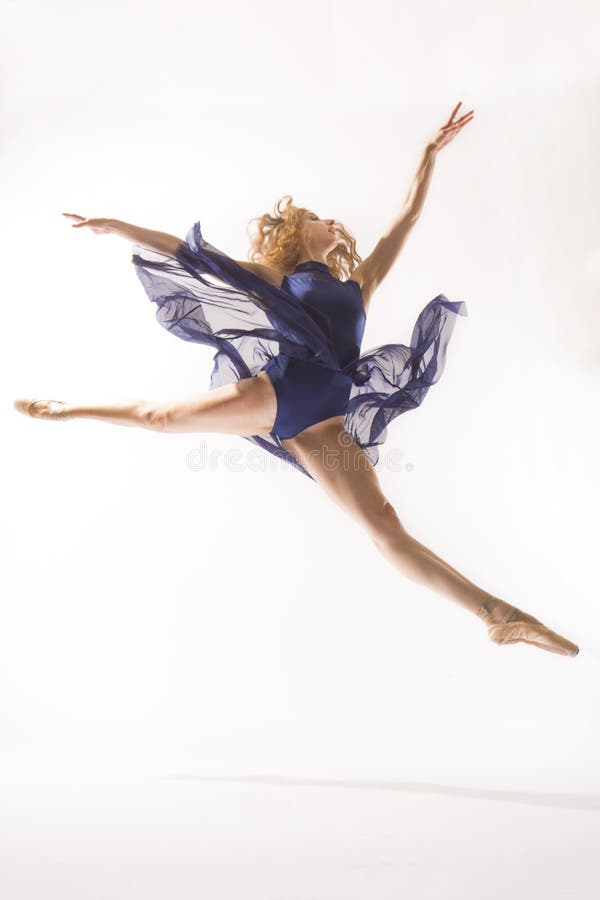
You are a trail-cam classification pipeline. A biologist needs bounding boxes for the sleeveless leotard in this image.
[260,259,366,438]
[132,220,467,480]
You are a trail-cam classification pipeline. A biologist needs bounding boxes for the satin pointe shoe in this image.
[14,398,73,420]
[478,604,579,657]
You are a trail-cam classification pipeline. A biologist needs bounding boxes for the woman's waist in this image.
[280,348,361,376]
[265,353,356,386]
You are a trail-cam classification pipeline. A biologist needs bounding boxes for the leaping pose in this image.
[15,102,579,657]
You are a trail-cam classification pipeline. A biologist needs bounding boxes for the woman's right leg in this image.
[14,371,278,436]
[280,419,579,655]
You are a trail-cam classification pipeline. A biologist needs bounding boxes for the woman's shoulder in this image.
[234,259,285,288]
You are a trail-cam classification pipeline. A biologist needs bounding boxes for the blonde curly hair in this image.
[246,194,361,282]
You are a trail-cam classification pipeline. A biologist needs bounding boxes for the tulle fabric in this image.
[132,221,467,480]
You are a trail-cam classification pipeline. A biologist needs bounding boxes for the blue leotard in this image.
[260,259,366,438]
[132,220,467,480]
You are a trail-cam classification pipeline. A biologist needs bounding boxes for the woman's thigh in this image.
[152,371,277,435]
[281,417,403,538]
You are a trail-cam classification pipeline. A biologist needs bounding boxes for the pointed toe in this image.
[14,398,37,416]
[479,603,578,657]
[13,398,72,420]
[487,620,579,657]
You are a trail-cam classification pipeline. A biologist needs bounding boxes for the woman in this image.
[15,102,579,657]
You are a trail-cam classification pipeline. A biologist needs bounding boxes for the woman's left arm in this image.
[404,101,474,217]
[402,141,439,220]
[353,102,474,309]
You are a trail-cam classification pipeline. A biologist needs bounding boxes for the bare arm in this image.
[62,212,184,256]
[402,141,438,220]
[107,219,183,257]
[62,212,285,283]
[350,143,436,311]
[63,211,292,289]
[108,220,280,279]
[352,102,474,312]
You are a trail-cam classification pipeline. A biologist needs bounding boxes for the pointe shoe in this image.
[478,604,579,657]
[14,398,73,420]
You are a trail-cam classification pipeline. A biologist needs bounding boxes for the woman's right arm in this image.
[108,219,183,257]
[62,213,183,257]
[112,222,280,280]
[62,213,284,284]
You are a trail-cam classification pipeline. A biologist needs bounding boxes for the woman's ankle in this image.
[478,595,510,622]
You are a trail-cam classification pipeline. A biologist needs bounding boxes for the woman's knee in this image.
[366,500,408,547]
[138,401,168,431]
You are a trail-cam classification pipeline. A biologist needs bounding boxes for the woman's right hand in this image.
[61,213,113,234]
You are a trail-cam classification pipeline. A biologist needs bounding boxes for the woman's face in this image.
[300,210,339,260]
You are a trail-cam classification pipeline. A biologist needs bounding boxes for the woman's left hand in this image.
[429,102,474,152]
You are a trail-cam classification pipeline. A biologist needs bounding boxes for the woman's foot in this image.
[478,598,579,657]
[14,398,73,420]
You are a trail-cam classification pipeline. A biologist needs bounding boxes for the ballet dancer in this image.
[15,102,579,657]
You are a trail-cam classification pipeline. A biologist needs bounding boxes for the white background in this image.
[2,0,599,896]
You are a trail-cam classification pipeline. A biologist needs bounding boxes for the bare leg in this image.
[280,419,494,616]
[280,420,579,655]
[14,371,278,436]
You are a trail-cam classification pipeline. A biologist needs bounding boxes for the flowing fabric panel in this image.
[341,295,468,468]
